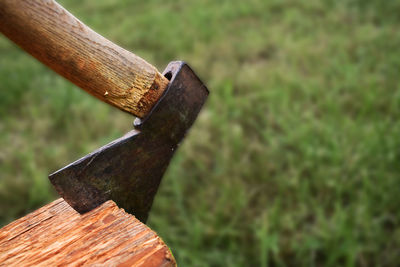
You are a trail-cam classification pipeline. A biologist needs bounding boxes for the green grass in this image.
[1,0,400,265]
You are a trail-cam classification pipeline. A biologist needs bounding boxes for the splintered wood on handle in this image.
[0,199,176,266]
[0,0,169,118]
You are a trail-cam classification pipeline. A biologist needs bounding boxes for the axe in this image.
[0,0,208,222]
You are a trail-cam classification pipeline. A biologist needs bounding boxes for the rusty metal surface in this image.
[49,61,209,222]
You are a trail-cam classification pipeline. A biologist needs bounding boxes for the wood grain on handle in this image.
[0,0,169,118]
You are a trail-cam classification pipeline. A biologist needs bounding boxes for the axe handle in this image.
[0,0,169,118]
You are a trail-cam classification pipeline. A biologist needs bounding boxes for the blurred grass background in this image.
[1,0,400,265]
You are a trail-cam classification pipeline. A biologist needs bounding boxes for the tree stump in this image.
[0,199,176,266]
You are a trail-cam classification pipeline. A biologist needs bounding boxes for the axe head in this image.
[49,61,208,222]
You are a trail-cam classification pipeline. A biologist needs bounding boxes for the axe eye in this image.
[164,72,173,81]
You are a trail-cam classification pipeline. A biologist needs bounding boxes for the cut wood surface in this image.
[0,0,169,118]
[0,199,176,267]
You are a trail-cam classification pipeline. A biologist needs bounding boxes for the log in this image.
[0,199,176,267]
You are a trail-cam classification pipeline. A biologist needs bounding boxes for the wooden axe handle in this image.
[0,0,169,118]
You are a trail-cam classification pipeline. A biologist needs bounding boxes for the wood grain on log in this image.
[0,0,169,118]
[0,199,176,267]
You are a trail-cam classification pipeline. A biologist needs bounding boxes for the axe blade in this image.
[49,61,209,222]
